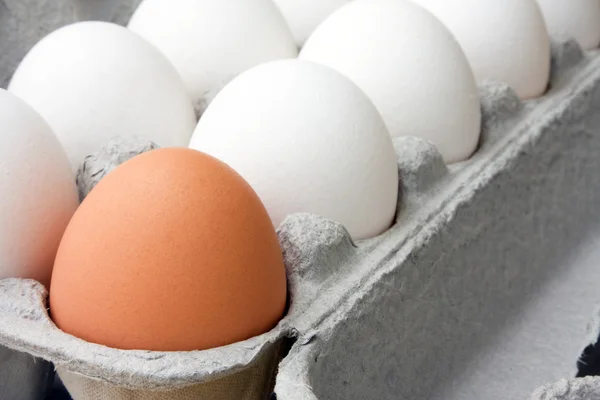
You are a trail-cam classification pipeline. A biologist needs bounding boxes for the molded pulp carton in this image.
[275,42,600,400]
[3,2,600,400]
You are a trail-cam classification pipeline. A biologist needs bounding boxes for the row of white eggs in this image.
[1,0,599,286]
[280,0,600,51]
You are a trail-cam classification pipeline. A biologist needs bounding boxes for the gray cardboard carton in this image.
[275,41,600,400]
[3,2,600,399]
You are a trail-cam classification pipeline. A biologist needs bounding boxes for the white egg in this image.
[410,0,551,99]
[189,59,398,240]
[299,0,481,164]
[8,21,196,171]
[537,0,600,50]
[0,89,79,286]
[128,0,298,114]
[272,0,352,46]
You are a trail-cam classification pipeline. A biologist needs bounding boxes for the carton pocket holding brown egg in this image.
[0,210,353,400]
[0,134,354,400]
[0,276,290,400]
[3,37,600,400]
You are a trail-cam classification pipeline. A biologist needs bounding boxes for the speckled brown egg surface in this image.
[49,147,287,352]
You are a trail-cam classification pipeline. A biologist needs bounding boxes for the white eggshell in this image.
[410,0,551,99]
[537,0,600,50]
[0,89,79,286]
[8,21,196,171]
[299,0,481,164]
[128,0,298,113]
[272,0,351,46]
[189,59,398,240]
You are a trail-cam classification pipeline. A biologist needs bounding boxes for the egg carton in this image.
[0,36,598,400]
[0,346,53,400]
[3,4,600,400]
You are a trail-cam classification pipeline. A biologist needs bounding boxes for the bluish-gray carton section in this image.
[275,43,600,400]
[0,346,53,400]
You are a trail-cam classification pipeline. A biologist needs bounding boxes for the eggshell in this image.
[272,0,351,46]
[537,0,600,50]
[8,21,196,171]
[410,0,551,99]
[189,59,398,240]
[299,0,481,164]
[49,148,287,352]
[128,0,298,114]
[0,89,78,287]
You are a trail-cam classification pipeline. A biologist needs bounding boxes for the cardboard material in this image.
[76,136,158,201]
[3,2,600,399]
[71,0,141,25]
[275,41,600,400]
[56,342,281,400]
[0,346,53,400]
[531,377,600,400]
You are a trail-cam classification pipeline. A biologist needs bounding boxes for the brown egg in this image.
[49,148,287,351]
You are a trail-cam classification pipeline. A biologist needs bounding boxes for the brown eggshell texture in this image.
[49,148,287,351]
